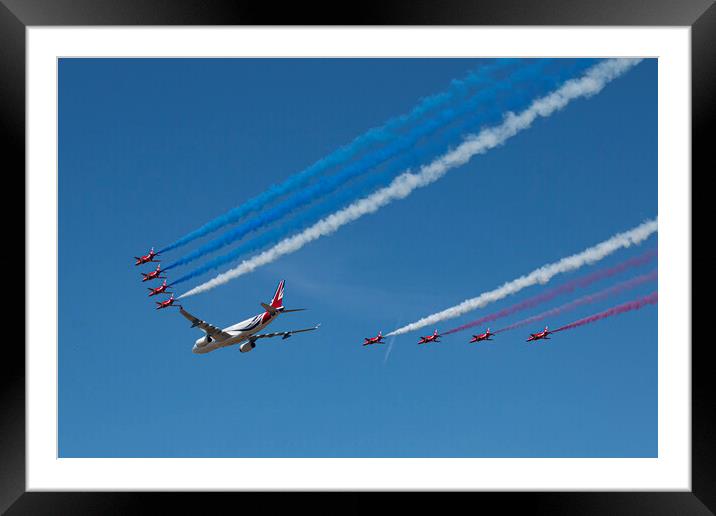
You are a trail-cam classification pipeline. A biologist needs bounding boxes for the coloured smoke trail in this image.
[549,291,658,334]
[384,218,656,336]
[178,58,643,299]
[443,248,657,336]
[168,60,593,278]
[493,269,657,334]
[165,59,567,271]
[159,59,519,254]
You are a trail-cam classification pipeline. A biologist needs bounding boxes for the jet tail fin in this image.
[263,281,306,314]
[271,280,285,309]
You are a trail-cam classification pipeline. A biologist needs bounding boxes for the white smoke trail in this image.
[179,58,642,299]
[388,219,657,336]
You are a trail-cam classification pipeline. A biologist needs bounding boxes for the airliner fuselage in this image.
[180,280,318,355]
[192,310,275,354]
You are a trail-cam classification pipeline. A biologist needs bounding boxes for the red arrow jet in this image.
[141,264,166,282]
[363,331,385,346]
[134,247,160,266]
[526,326,552,342]
[418,329,441,345]
[469,328,495,343]
[156,294,181,310]
[148,280,172,297]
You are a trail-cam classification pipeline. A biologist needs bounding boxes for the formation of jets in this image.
[134,248,321,355]
[135,247,552,353]
[362,325,556,347]
[135,247,180,309]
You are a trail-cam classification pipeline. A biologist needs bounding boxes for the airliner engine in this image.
[194,335,214,349]
[240,341,256,353]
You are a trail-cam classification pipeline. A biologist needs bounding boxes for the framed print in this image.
[4,0,710,513]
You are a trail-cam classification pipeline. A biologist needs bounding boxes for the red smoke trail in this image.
[551,291,658,334]
[494,269,657,334]
[443,248,657,335]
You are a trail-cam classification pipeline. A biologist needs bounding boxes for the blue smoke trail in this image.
[170,60,597,286]
[165,59,558,271]
[159,59,519,254]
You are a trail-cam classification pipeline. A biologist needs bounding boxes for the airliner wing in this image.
[179,307,232,340]
[249,324,320,342]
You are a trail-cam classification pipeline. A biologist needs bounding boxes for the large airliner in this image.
[179,280,320,354]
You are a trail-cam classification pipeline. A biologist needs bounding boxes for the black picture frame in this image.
[2,0,708,513]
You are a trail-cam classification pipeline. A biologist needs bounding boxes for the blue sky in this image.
[58,58,657,457]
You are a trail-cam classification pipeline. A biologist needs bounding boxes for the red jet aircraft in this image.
[363,331,385,346]
[526,326,552,342]
[141,264,166,282]
[469,328,495,343]
[418,329,441,344]
[134,247,160,266]
[156,294,181,310]
[148,280,172,297]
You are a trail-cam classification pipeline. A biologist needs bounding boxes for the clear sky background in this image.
[58,58,657,457]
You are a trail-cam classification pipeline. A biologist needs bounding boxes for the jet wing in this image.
[179,307,232,341]
[248,324,320,342]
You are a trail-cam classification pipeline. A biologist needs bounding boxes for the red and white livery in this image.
[526,326,552,342]
[141,264,166,282]
[179,280,320,354]
[156,294,181,310]
[134,247,160,266]
[363,331,385,346]
[469,328,495,343]
[418,329,442,345]
[148,280,172,297]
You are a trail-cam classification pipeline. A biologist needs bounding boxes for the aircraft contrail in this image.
[551,291,658,334]
[178,58,642,299]
[387,219,657,336]
[494,269,657,334]
[443,248,656,335]
[165,59,564,270]
[159,59,518,254]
